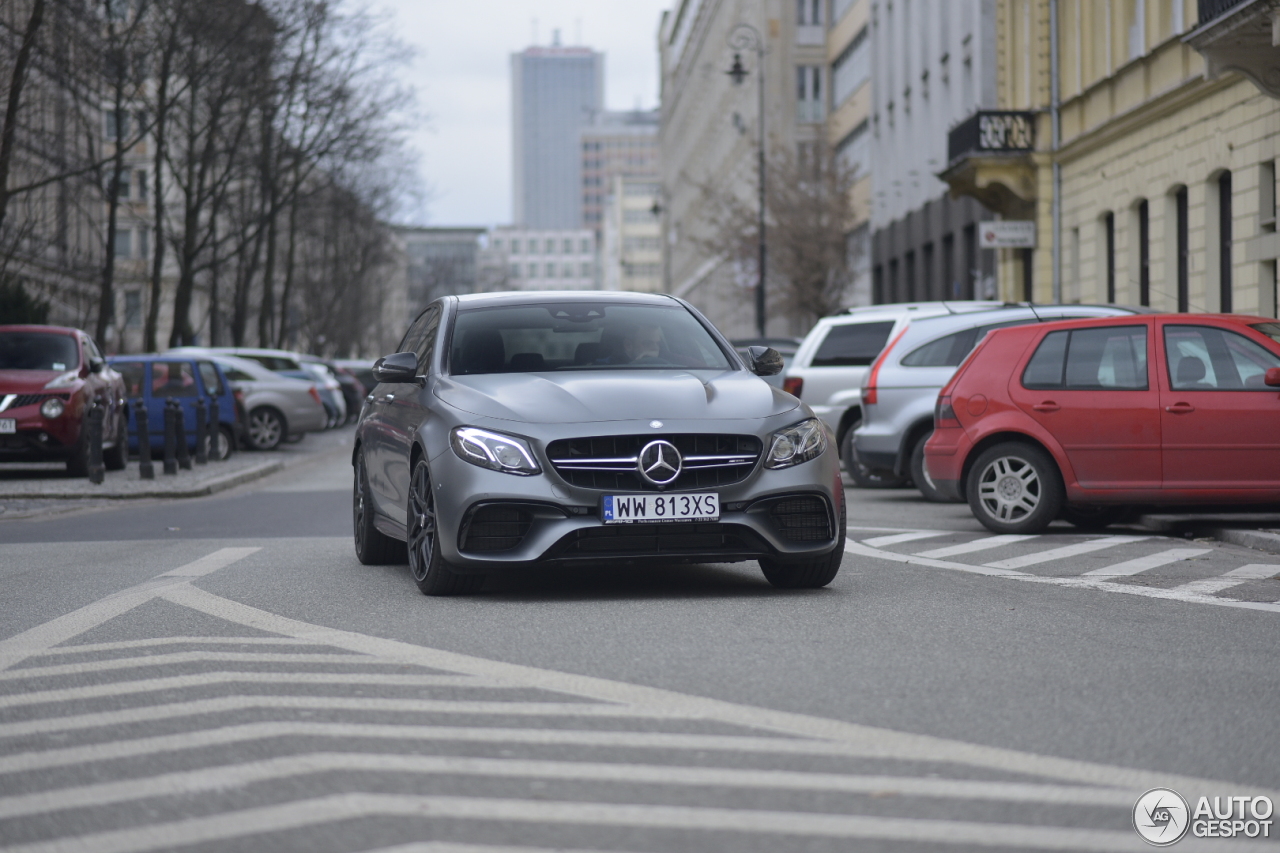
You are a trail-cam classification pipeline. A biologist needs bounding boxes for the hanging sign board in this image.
[979,221,1037,249]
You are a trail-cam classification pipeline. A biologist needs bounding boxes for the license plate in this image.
[602,493,719,524]
[0,419,14,434]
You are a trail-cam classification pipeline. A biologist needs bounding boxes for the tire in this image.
[206,424,236,461]
[407,458,481,595]
[246,407,285,451]
[966,442,1064,534]
[759,495,846,589]
[353,450,405,565]
[841,420,908,489]
[910,430,954,503]
[103,416,127,471]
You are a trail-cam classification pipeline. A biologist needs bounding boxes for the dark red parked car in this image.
[0,325,129,474]
[925,314,1280,533]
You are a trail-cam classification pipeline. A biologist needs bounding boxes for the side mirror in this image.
[372,352,421,384]
[89,357,106,374]
[747,346,783,377]
[1265,367,1280,387]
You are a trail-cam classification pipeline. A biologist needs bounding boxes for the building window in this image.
[580,238,591,253]
[114,229,132,258]
[1128,0,1146,60]
[562,264,573,277]
[124,291,142,328]
[545,239,555,253]
[1138,199,1150,306]
[581,261,593,277]
[135,169,146,200]
[1175,186,1189,312]
[833,0,855,23]
[563,238,572,253]
[831,28,869,108]
[113,167,131,199]
[510,238,520,253]
[545,262,555,278]
[1219,171,1233,312]
[509,263,520,278]
[1261,160,1276,233]
[835,119,870,177]
[492,238,503,251]
[105,109,128,140]
[527,263,537,278]
[1104,212,1116,302]
[796,66,824,122]
[796,0,822,25]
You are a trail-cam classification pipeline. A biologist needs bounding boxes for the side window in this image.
[1022,326,1147,390]
[1165,325,1280,390]
[114,361,145,397]
[151,361,198,397]
[224,368,254,382]
[82,336,103,364]
[398,308,435,354]
[197,361,224,396]
[811,321,895,367]
[902,329,979,367]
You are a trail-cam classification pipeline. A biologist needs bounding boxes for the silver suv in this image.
[784,302,1002,486]
[851,304,1145,501]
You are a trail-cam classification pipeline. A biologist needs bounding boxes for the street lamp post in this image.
[726,24,766,338]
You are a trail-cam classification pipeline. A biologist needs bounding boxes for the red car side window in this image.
[1022,326,1147,390]
[1165,325,1280,390]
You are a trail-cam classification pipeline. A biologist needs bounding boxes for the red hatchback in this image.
[925,314,1280,533]
[0,325,129,474]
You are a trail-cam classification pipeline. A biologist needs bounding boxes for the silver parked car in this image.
[353,291,846,596]
[168,349,329,450]
[201,347,347,428]
[851,304,1147,501]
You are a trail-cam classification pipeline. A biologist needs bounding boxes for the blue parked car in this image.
[107,354,240,460]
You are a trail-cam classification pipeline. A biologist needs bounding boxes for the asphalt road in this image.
[2,428,1278,852]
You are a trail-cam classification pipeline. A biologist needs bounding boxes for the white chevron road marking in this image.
[1082,548,1213,577]
[984,536,1149,569]
[914,534,1037,558]
[1168,564,1278,596]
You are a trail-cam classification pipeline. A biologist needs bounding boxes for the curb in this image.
[1203,527,1280,556]
[0,459,288,501]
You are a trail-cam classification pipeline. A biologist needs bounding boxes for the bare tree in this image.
[692,139,860,329]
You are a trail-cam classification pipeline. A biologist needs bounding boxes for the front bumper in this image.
[427,429,845,573]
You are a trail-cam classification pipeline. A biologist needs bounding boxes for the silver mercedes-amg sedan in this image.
[352,291,846,595]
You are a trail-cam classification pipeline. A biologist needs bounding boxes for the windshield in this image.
[449,302,734,375]
[0,332,79,371]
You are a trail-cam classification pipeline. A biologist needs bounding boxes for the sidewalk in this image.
[0,428,352,519]
[1137,512,1280,556]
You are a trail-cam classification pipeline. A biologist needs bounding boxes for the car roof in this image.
[107,353,227,363]
[0,324,82,336]
[452,290,678,308]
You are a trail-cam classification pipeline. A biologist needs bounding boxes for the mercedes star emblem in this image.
[650,420,663,429]
[637,439,682,487]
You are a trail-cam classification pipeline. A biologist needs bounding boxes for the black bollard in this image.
[135,398,154,480]
[174,399,192,471]
[85,401,105,484]
[162,398,178,475]
[194,396,208,465]
[207,396,221,461]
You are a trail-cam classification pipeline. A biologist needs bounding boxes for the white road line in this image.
[0,793,1155,853]
[1082,548,1212,578]
[0,697,697,740]
[0,547,260,672]
[984,536,1149,569]
[359,844,641,853]
[1166,564,1279,597]
[0,651,395,680]
[914,535,1037,559]
[0,752,1133,820]
[37,636,328,655]
[849,539,1280,615]
[0,722,885,774]
[861,530,950,548]
[0,672,501,710]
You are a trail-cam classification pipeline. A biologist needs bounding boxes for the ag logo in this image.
[637,440,681,487]
[1134,788,1191,846]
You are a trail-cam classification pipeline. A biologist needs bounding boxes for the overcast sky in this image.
[375,1,671,228]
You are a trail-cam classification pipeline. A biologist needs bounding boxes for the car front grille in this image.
[547,434,762,491]
[766,496,832,542]
[459,505,533,553]
[0,393,69,412]
[548,522,768,559]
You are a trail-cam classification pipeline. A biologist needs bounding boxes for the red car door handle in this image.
[1032,402,1060,413]
[1165,403,1195,414]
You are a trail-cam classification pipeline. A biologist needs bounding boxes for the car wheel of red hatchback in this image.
[966,442,1063,534]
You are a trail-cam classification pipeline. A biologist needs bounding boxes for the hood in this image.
[434,370,800,424]
[0,369,74,394]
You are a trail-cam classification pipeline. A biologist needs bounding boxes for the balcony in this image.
[1184,0,1280,99]
[937,111,1039,218]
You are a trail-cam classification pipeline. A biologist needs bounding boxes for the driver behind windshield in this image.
[622,323,664,363]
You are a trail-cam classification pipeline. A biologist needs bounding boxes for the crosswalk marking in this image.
[1081,548,1212,577]
[1167,564,1278,596]
[0,793,1147,853]
[984,535,1148,569]
[861,530,950,548]
[915,534,1036,558]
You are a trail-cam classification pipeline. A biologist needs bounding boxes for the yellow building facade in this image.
[947,0,1280,316]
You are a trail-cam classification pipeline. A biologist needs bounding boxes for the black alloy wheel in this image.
[353,450,404,565]
[758,496,846,589]
[407,458,481,595]
[841,420,908,489]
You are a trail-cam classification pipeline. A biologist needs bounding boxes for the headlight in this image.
[450,427,541,476]
[40,397,65,419]
[43,370,80,390]
[765,418,827,469]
